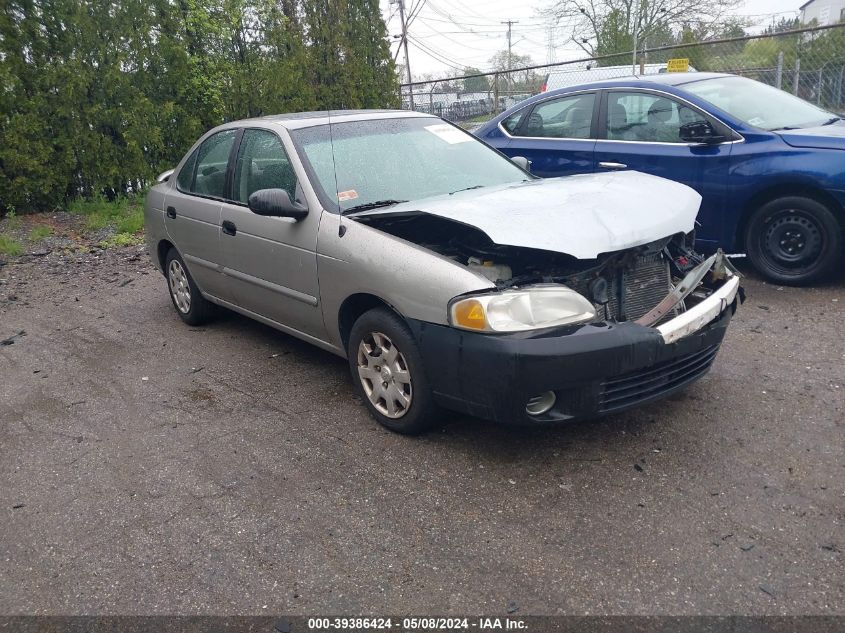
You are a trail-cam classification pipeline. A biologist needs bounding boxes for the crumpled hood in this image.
[352,171,701,259]
[777,122,845,150]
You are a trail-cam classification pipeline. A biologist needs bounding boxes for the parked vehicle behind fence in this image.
[541,62,679,92]
[475,72,845,285]
[146,110,740,434]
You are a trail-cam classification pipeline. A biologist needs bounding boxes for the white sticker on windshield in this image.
[748,117,765,126]
[425,123,471,144]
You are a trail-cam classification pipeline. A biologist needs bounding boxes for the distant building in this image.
[799,0,845,25]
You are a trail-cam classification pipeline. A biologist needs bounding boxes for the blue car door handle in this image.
[598,161,628,170]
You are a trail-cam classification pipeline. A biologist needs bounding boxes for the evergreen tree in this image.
[0,0,398,212]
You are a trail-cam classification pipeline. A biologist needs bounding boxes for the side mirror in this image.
[679,120,726,144]
[156,169,174,183]
[511,155,532,172]
[248,188,308,220]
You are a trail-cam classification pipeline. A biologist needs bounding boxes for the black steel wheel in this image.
[745,196,842,286]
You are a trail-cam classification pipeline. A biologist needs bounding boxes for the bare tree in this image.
[545,0,742,57]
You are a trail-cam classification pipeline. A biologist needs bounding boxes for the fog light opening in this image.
[525,391,556,416]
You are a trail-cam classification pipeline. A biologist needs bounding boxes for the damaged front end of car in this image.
[352,209,743,425]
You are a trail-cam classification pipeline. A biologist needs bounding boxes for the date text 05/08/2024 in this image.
[306,618,527,630]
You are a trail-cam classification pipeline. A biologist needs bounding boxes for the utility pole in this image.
[631,0,640,74]
[393,0,414,109]
[501,20,518,95]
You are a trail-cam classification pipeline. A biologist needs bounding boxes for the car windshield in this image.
[683,75,836,131]
[291,116,528,212]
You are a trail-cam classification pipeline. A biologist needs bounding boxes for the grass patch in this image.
[4,210,22,230]
[98,232,145,249]
[0,234,24,257]
[68,195,145,234]
[29,225,54,241]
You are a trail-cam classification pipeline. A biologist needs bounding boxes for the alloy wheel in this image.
[168,259,192,314]
[356,331,413,419]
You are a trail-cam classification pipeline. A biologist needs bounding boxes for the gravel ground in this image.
[0,242,843,616]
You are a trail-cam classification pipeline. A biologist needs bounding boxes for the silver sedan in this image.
[145,110,740,434]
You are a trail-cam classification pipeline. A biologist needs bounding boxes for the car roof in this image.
[541,72,733,93]
[630,71,733,86]
[231,109,436,130]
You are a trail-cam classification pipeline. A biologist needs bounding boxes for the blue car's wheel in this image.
[746,197,842,286]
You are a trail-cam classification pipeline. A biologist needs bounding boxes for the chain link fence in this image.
[400,23,845,124]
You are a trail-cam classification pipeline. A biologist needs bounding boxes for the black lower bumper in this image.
[407,305,735,425]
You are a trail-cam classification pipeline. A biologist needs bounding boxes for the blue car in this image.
[475,72,845,285]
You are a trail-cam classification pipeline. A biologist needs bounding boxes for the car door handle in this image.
[166,206,177,219]
[221,220,237,236]
[598,162,628,170]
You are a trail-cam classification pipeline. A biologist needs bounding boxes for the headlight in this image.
[449,285,596,333]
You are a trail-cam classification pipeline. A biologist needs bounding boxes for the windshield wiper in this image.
[449,185,485,195]
[343,199,408,214]
[822,116,842,126]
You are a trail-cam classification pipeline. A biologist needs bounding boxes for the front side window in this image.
[190,129,237,198]
[233,129,298,204]
[606,91,705,143]
[518,93,596,139]
[176,149,198,191]
[501,109,526,134]
[291,117,528,213]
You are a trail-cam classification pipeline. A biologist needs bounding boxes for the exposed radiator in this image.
[587,252,676,323]
[622,253,675,322]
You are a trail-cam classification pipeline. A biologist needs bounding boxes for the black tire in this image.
[745,196,842,286]
[347,307,440,435]
[164,248,215,325]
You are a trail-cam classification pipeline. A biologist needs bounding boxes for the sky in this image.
[381,0,805,80]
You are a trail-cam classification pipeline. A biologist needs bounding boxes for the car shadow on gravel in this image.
[203,300,706,459]
[729,255,845,289]
[437,403,673,457]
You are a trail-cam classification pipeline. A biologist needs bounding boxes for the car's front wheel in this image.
[164,248,214,325]
[745,196,842,286]
[347,308,439,434]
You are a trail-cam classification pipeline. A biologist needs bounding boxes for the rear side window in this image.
[518,93,596,139]
[176,149,198,191]
[184,130,237,198]
[232,129,298,204]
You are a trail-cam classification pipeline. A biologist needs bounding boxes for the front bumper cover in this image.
[408,266,740,425]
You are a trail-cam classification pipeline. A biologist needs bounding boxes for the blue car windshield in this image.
[291,117,528,212]
[683,75,835,131]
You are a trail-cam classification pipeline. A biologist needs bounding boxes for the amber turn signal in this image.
[451,298,488,331]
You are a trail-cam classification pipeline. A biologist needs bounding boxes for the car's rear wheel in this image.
[347,308,439,434]
[745,196,842,286]
[165,248,214,325]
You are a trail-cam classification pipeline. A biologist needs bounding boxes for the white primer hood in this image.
[355,171,701,259]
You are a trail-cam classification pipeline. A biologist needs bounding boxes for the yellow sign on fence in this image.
[666,58,690,73]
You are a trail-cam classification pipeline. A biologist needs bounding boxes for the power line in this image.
[407,35,469,71]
